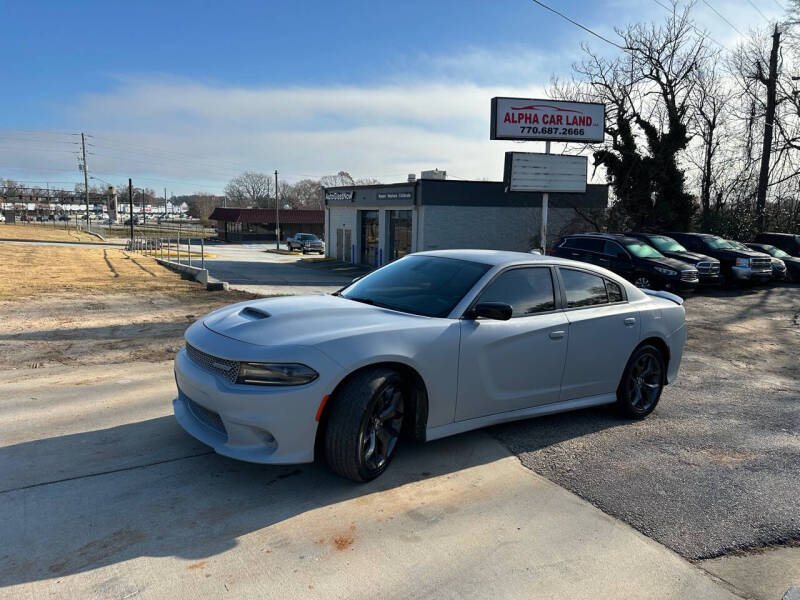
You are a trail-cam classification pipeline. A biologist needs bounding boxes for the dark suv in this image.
[625,232,721,286]
[753,232,800,257]
[287,233,325,254]
[550,233,699,291]
[666,232,773,285]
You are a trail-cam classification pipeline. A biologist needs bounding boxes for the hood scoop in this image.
[240,306,271,320]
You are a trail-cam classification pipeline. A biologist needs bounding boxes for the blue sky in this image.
[0,0,783,195]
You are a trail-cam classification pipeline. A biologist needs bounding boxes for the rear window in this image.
[561,269,609,308]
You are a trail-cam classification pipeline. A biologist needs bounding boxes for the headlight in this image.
[236,362,319,386]
[654,266,678,276]
[735,258,750,267]
[775,259,786,269]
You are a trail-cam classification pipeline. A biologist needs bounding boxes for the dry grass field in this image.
[0,243,255,370]
[0,223,99,243]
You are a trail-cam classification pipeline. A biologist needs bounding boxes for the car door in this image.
[601,240,635,279]
[456,266,569,421]
[557,267,641,401]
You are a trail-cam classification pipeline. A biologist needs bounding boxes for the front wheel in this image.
[633,274,655,290]
[616,344,665,418]
[324,367,407,482]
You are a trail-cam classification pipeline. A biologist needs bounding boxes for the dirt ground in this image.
[0,244,254,370]
[0,223,99,242]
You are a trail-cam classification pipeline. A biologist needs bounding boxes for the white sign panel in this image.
[505,152,587,193]
[491,97,605,143]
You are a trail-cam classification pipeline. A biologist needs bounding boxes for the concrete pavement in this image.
[202,243,361,296]
[0,362,743,599]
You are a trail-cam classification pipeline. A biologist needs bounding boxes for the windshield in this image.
[340,255,491,317]
[703,236,736,250]
[298,234,318,240]
[727,240,749,250]
[624,242,664,258]
[766,246,790,258]
[648,235,687,253]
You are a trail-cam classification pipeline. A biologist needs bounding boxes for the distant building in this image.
[323,178,608,266]
[209,207,324,242]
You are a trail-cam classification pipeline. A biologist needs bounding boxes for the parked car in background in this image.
[625,232,721,286]
[287,233,325,254]
[753,232,800,257]
[727,240,786,281]
[173,250,687,481]
[58,214,70,221]
[0,212,5,223]
[550,233,699,291]
[665,232,773,286]
[746,243,800,282]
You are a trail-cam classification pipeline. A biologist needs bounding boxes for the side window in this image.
[478,267,556,317]
[560,269,609,308]
[603,241,625,257]
[605,279,624,302]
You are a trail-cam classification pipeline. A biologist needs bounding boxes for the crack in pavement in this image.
[0,450,214,495]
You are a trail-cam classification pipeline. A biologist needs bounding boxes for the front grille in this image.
[697,261,720,275]
[751,258,772,271]
[185,343,240,382]
[187,398,226,435]
[680,269,699,282]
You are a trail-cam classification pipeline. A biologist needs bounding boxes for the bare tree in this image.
[224,171,273,207]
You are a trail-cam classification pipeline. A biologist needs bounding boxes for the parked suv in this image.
[666,232,773,285]
[550,233,699,291]
[753,232,800,257]
[287,233,325,254]
[727,240,786,281]
[625,232,721,286]
[746,243,799,282]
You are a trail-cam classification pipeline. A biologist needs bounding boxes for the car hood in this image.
[643,256,695,271]
[203,294,428,347]
[662,250,716,264]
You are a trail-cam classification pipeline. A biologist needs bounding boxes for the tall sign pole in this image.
[541,140,550,254]
[275,169,280,250]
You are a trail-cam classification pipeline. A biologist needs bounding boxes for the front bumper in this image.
[731,266,773,281]
[172,325,341,464]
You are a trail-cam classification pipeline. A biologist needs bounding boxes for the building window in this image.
[360,210,379,266]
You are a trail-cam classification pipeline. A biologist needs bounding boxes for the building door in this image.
[389,210,412,261]
[360,210,379,266]
[336,228,343,260]
[344,229,352,262]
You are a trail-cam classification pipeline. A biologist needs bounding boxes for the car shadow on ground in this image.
[0,407,624,587]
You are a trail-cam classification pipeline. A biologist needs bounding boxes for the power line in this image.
[651,0,727,49]
[702,0,745,36]
[745,0,770,22]
[528,0,627,50]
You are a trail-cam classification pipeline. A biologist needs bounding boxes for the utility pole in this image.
[81,133,90,231]
[756,24,780,232]
[164,187,167,218]
[275,169,280,250]
[128,179,134,244]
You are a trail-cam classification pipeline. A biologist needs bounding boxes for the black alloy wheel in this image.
[324,367,407,482]
[616,345,665,418]
[634,274,654,289]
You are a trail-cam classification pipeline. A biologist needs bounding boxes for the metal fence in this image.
[126,233,207,270]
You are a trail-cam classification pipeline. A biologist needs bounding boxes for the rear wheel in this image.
[616,344,665,418]
[324,367,407,482]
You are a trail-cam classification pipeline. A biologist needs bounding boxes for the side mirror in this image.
[471,302,513,321]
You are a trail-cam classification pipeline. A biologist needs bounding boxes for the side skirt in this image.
[425,393,616,442]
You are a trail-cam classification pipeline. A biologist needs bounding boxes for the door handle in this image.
[624,317,636,326]
[549,330,565,340]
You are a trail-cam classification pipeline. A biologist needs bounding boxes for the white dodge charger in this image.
[173,250,686,481]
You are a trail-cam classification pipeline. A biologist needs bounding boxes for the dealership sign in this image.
[503,152,587,193]
[491,97,605,143]
[324,190,354,201]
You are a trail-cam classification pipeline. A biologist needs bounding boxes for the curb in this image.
[0,238,122,246]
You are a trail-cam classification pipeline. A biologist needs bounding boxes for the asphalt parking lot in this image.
[493,283,800,559]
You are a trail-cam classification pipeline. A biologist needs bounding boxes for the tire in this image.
[324,367,407,482]
[633,274,655,290]
[616,344,665,419]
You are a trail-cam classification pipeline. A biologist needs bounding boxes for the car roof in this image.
[415,249,585,268]
[563,232,643,245]
[666,231,714,238]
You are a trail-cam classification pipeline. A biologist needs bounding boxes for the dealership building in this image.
[323,175,608,267]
